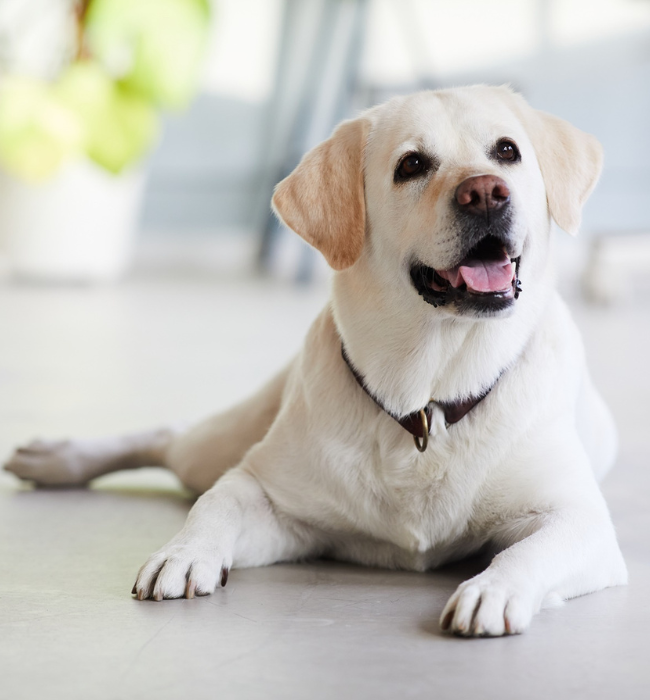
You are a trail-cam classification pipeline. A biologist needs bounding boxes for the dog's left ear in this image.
[272,117,370,270]
[524,108,603,235]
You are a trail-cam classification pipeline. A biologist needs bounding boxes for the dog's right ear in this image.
[272,118,370,271]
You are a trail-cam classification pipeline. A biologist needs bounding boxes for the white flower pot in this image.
[0,160,145,283]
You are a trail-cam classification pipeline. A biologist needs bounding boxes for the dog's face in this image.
[364,89,546,317]
[273,86,602,319]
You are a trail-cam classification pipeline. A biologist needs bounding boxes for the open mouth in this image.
[410,235,523,313]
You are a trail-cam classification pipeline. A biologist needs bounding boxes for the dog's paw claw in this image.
[185,579,197,599]
[440,610,454,631]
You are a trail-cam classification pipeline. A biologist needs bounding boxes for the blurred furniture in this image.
[255,0,369,281]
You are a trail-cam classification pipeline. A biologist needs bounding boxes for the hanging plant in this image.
[0,0,212,182]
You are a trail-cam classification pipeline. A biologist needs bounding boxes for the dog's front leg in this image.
[440,503,627,637]
[133,468,312,601]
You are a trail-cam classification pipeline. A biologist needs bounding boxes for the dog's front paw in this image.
[133,535,231,601]
[440,573,536,637]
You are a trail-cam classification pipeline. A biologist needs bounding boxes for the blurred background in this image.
[0,0,648,455]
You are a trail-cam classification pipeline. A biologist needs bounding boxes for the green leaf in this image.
[85,0,211,109]
[57,61,159,174]
[87,84,159,173]
[0,76,84,182]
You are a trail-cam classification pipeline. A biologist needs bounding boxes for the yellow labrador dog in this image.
[5,85,627,637]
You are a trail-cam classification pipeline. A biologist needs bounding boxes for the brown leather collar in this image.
[341,345,496,443]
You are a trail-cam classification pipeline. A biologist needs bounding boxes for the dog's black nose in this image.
[455,175,510,217]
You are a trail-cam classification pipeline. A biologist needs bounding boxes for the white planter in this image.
[0,160,145,283]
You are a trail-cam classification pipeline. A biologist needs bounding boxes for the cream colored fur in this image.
[4,86,626,637]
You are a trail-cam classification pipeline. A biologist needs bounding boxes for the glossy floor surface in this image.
[1,274,649,700]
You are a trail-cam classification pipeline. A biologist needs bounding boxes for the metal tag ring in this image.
[413,409,429,452]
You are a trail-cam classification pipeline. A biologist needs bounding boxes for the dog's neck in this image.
[331,252,553,418]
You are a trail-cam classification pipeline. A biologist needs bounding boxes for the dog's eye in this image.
[395,153,428,181]
[495,139,520,163]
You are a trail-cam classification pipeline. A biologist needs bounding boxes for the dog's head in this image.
[272,86,602,318]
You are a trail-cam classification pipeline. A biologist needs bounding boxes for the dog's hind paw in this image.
[440,573,537,637]
[3,439,91,486]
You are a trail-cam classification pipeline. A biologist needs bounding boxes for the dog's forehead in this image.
[370,88,527,161]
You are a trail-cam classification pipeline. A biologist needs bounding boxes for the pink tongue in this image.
[439,255,514,293]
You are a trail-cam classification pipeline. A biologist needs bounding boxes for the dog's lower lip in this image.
[467,285,515,299]
[428,277,515,298]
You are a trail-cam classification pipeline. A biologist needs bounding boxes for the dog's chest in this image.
[372,437,486,553]
[278,425,488,559]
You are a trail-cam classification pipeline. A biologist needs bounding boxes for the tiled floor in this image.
[1,273,648,700]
